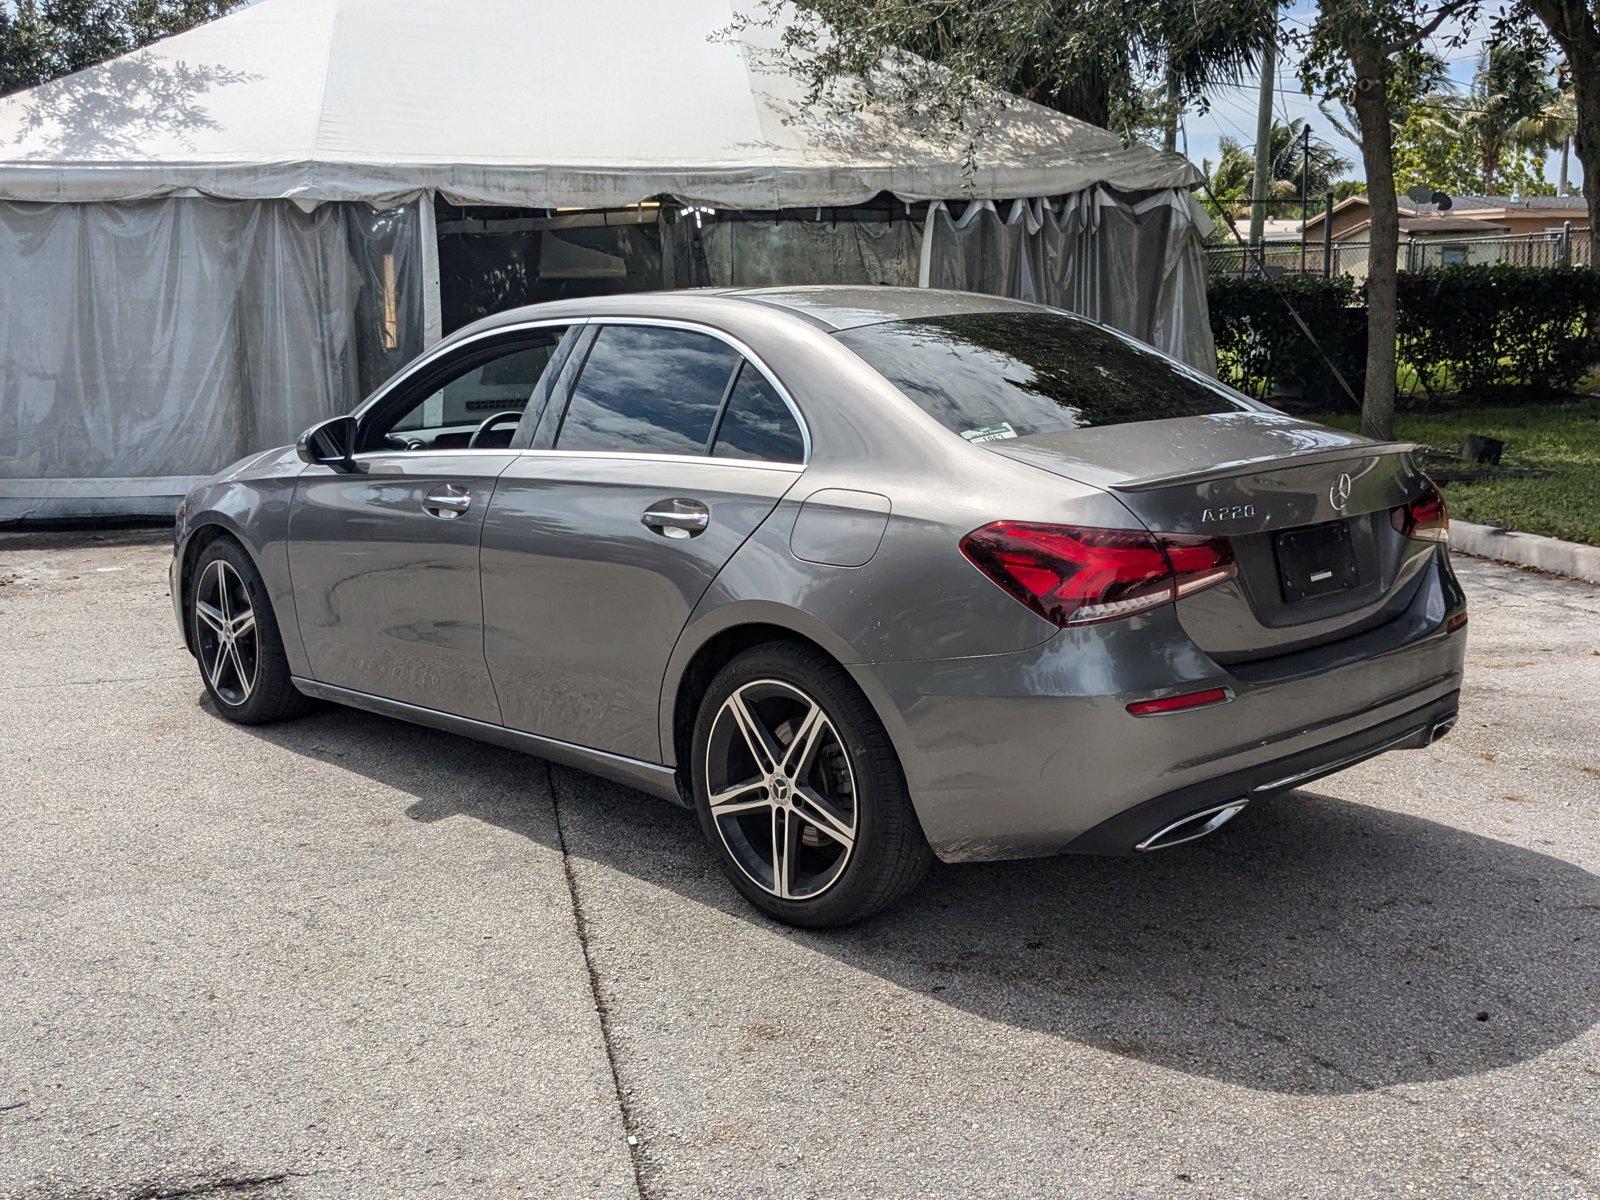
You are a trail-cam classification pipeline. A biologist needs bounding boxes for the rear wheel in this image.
[691,641,932,928]
[189,538,313,725]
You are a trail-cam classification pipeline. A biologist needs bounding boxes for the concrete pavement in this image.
[1,530,1595,1198]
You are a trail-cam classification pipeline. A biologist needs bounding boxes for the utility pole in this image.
[1300,123,1310,274]
[1322,189,1335,278]
[1248,32,1276,251]
[1163,62,1180,154]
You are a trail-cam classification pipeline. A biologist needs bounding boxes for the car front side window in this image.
[360,332,566,453]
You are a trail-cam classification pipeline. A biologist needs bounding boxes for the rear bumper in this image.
[849,549,1467,863]
[1063,689,1459,854]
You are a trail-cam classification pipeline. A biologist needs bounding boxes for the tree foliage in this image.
[0,0,238,96]
[1517,0,1600,236]
[1296,0,1498,439]
[1392,32,1560,195]
[1516,78,1579,192]
[728,0,1277,142]
[1205,117,1354,214]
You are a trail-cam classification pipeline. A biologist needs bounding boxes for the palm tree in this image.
[1387,41,1561,197]
[1514,84,1579,195]
[1465,43,1561,194]
[1265,116,1354,202]
[1205,119,1351,218]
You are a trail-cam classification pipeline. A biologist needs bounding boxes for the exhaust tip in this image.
[1429,716,1457,744]
[1135,801,1248,852]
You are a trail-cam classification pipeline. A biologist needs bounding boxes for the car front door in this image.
[481,321,808,761]
[288,324,577,722]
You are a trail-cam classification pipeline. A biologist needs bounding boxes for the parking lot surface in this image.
[1,530,1596,1198]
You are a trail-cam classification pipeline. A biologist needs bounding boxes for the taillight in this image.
[1392,479,1449,544]
[959,521,1237,627]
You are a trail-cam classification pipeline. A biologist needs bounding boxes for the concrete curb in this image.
[1452,520,1600,585]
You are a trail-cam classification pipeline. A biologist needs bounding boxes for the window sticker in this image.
[959,421,1018,443]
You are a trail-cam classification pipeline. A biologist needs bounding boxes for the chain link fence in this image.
[1206,230,1594,281]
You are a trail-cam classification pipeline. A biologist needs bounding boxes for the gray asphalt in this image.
[1,530,1596,1199]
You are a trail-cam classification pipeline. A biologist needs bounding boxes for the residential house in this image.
[1299,194,1589,277]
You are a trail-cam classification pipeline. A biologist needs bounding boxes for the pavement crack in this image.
[118,1172,294,1200]
[1214,1010,1421,1104]
[0,673,188,692]
[547,761,650,1200]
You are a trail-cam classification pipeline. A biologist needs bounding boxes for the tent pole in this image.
[659,202,677,289]
[917,200,942,288]
[419,191,443,347]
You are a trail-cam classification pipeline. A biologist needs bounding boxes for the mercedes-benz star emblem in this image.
[1330,472,1353,511]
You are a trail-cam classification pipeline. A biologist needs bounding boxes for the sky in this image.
[1180,1,1583,193]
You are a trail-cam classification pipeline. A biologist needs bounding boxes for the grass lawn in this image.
[1312,400,1600,547]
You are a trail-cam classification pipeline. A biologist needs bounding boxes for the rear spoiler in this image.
[1107,441,1419,493]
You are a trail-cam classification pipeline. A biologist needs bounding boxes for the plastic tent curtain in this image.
[920,188,1218,373]
[0,197,422,484]
[696,216,921,288]
[438,221,665,328]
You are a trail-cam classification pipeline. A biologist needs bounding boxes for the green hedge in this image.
[1208,266,1600,406]
[1208,274,1363,405]
[1396,266,1600,400]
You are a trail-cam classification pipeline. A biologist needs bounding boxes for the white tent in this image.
[0,0,1198,206]
[0,0,1214,517]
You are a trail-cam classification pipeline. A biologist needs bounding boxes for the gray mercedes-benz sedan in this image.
[171,287,1466,927]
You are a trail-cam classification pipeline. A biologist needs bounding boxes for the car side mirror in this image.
[296,415,358,470]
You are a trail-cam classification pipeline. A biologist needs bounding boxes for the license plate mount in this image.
[1275,520,1359,603]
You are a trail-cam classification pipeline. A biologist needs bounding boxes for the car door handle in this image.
[641,498,710,539]
[422,484,473,519]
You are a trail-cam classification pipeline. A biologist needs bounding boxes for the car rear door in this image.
[288,324,577,721]
[481,320,807,761]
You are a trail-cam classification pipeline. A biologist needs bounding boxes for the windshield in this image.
[834,311,1249,443]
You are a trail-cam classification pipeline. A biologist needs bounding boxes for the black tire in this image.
[691,641,933,928]
[188,536,314,725]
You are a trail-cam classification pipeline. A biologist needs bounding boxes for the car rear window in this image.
[834,311,1246,442]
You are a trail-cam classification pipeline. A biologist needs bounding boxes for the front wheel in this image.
[691,642,932,928]
[189,537,313,725]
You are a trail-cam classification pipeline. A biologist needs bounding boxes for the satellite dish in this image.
[1432,191,1453,211]
[1406,184,1434,205]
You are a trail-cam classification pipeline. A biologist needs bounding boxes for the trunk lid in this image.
[988,411,1436,659]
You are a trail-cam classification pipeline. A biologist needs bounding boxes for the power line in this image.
[1200,78,1517,117]
[1204,97,1268,157]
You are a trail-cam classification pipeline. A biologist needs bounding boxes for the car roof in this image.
[721,285,1052,330]
[450,285,1050,343]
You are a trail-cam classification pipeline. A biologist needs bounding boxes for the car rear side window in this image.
[711,365,804,463]
[557,325,740,455]
[834,311,1246,442]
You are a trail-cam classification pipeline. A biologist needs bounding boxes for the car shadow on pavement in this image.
[236,700,1600,1098]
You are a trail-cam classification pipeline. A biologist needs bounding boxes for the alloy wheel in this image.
[704,679,858,900]
[194,559,259,707]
